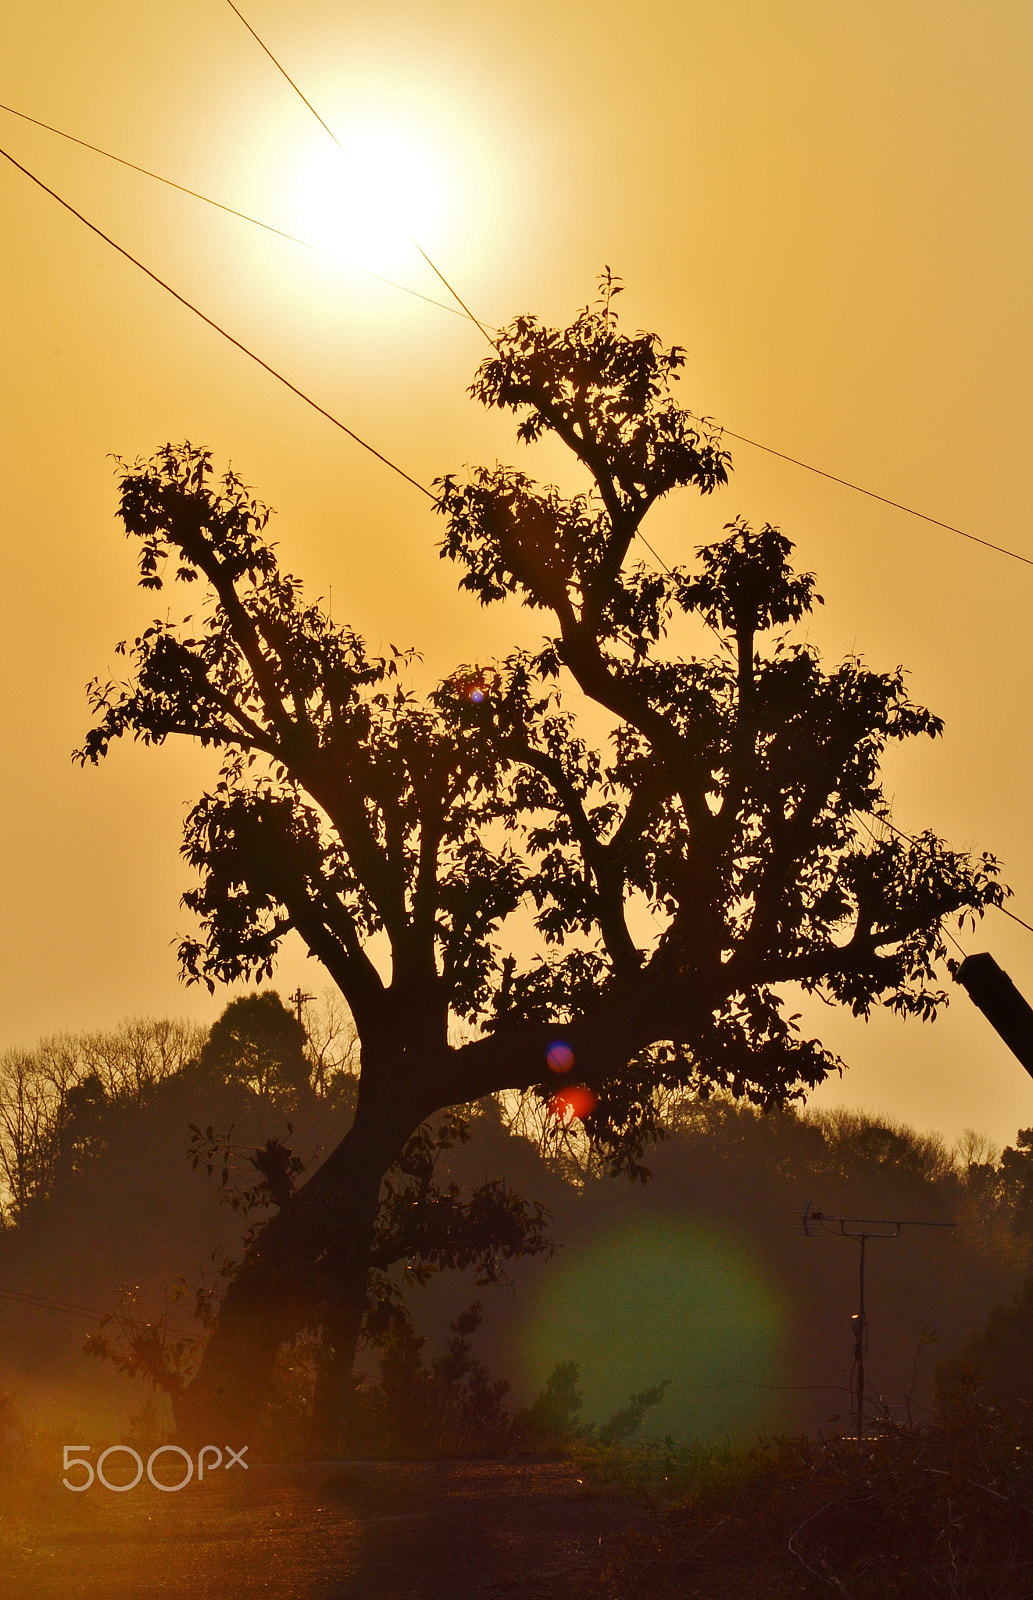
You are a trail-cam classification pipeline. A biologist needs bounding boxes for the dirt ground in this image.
[1,1458,655,1600]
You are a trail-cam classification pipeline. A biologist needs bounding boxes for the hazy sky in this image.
[2,0,1032,1149]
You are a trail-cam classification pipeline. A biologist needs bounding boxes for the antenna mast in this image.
[802,1203,954,1440]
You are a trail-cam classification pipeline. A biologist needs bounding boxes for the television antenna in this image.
[802,1202,954,1440]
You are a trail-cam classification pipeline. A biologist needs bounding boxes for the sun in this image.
[293,122,441,274]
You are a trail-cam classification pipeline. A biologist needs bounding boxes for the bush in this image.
[936,1273,1033,1421]
[342,1303,513,1459]
[266,1303,670,1461]
[573,1405,1033,1599]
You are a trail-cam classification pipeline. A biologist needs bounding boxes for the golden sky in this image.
[2,0,1032,1148]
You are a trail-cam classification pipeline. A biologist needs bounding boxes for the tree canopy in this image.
[197,991,310,1103]
[76,283,1004,1438]
[79,292,1001,1154]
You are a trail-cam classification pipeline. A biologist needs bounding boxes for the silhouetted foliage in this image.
[76,283,1005,1442]
[83,1284,198,1399]
[0,1017,205,1223]
[328,1305,666,1460]
[518,1358,584,1446]
[963,1126,1033,1242]
[1,1020,1028,1458]
[197,991,311,1105]
[578,1403,1033,1599]
[80,1089,553,1446]
[937,1277,1033,1422]
[934,1128,1033,1420]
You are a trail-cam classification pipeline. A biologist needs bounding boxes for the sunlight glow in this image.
[292,124,441,273]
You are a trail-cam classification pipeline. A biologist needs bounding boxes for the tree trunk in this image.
[174,1088,414,1450]
[309,1305,364,1458]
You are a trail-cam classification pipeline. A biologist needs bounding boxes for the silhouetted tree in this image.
[77,283,1003,1446]
[0,1017,204,1222]
[965,1128,1033,1244]
[937,1272,1033,1420]
[198,992,311,1105]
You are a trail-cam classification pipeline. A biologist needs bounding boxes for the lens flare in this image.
[450,667,496,705]
[547,1085,597,1123]
[517,1219,788,1444]
[547,1042,575,1073]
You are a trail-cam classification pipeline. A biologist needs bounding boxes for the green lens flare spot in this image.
[518,1218,788,1443]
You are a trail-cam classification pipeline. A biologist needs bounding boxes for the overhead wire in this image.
[224,0,340,149]
[722,428,1033,570]
[5,22,1033,943]
[0,100,470,321]
[0,1286,203,1343]
[241,5,697,613]
[223,0,498,349]
[3,81,1029,569]
[221,1,1033,572]
[0,142,433,500]
[997,905,1033,937]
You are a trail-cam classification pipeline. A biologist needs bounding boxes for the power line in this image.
[0,100,469,321]
[4,99,1027,573]
[222,0,498,348]
[225,0,340,149]
[226,0,1033,571]
[999,904,1033,937]
[5,84,1030,581]
[723,428,1033,570]
[0,141,433,501]
[407,236,497,349]
[849,811,970,960]
[859,807,1033,943]
[0,1286,203,1343]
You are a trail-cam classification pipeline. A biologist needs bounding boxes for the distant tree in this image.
[934,1128,1033,1422]
[197,992,311,1105]
[958,1126,1033,1253]
[302,989,359,1104]
[0,1051,54,1224]
[0,1017,205,1222]
[52,1072,108,1181]
[983,1129,1033,1242]
[937,1273,1033,1420]
[78,282,1004,1447]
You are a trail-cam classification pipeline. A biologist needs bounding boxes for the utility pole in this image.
[803,1204,954,1440]
[956,953,1033,1080]
[289,986,314,1027]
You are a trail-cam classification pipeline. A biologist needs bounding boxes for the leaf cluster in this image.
[78,294,1007,1182]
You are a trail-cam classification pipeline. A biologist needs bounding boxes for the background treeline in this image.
[0,999,1031,1449]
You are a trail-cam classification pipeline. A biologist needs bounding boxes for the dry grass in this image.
[570,1401,1033,1599]
[4,1388,1032,1598]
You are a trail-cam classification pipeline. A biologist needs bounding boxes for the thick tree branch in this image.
[513,743,643,975]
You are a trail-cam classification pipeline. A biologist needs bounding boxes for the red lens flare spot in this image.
[547,1042,575,1073]
[547,1086,598,1123]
